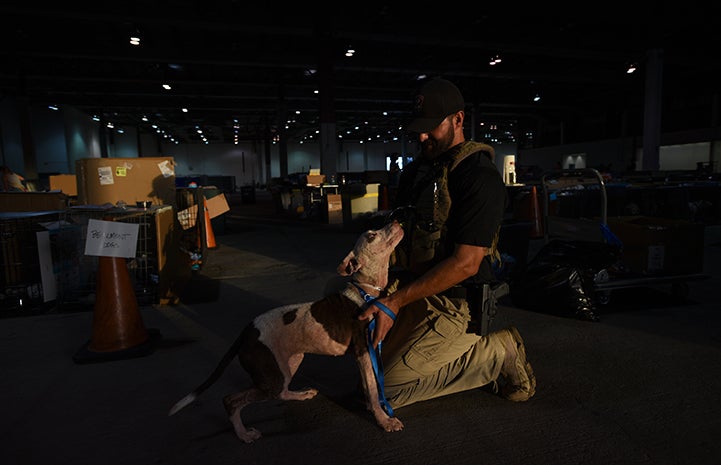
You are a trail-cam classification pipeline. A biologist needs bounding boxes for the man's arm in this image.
[358,243,487,347]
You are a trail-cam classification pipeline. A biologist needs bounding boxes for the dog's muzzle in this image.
[385,206,416,228]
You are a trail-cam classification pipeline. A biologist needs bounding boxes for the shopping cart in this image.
[540,168,708,305]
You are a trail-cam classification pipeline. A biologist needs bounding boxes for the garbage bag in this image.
[510,240,622,321]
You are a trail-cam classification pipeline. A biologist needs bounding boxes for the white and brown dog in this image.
[169,220,405,442]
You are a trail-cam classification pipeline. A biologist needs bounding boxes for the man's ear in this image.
[455,111,464,126]
[337,251,361,276]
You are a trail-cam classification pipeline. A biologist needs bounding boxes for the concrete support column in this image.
[317,29,338,178]
[642,48,663,171]
[17,97,38,179]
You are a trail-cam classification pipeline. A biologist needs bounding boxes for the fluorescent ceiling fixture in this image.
[48,105,59,110]
[626,63,637,74]
[129,36,140,46]
[162,83,172,90]
[182,108,188,113]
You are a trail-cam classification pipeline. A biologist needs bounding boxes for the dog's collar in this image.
[351,280,383,294]
[349,282,396,322]
[343,281,382,307]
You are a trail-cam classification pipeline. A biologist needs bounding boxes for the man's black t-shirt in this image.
[394,146,507,284]
[445,150,507,283]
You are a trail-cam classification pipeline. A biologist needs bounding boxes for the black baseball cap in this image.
[406,78,465,133]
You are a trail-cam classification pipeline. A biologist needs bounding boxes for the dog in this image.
[169,220,405,442]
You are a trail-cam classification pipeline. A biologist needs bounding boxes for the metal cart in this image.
[540,168,708,304]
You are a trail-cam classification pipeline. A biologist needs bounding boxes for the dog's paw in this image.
[381,416,404,432]
[238,427,262,443]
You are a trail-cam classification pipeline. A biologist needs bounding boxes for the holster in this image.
[464,281,509,336]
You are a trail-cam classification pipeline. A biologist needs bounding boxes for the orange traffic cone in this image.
[528,185,544,239]
[73,256,159,364]
[203,197,217,249]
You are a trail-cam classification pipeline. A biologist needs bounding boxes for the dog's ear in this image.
[337,250,361,276]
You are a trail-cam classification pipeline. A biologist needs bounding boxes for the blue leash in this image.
[351,282,396,417]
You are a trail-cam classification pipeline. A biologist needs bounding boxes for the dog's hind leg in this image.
[223,388,268,443]
[279,387,318,400]
[278,352,319,401]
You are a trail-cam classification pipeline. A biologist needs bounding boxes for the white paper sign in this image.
[97,166,114,185]
[84,219,139,258]
[36,230,57,302]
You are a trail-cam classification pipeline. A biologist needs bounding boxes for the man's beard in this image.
[420,124,454,160]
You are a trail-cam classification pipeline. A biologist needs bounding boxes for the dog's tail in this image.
[168,329,248,416]
[168,393,197,416]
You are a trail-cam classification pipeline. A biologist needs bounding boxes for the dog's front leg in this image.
[354,343,404,433]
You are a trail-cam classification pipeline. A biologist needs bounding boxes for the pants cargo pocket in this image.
[403,313,465,377]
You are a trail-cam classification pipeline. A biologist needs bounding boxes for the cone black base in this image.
[73,328,161,364]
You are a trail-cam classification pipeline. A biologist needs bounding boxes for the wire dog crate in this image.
[0,206,168,316]
[0,211,68,315]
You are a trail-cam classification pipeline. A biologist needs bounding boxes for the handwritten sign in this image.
[84,219,139,258]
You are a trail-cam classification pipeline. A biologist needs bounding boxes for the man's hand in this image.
[358,297,398,348]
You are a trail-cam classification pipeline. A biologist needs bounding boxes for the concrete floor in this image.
[2,189,721,465]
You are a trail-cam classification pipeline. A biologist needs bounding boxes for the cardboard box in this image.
[326,193,343,225]
[49,174,78,196]
[342,183,379,223]
[76,157,176,207]
[0,192,68,212]
[306,174,326,186]
[607,216,705,275]
[205,193,229,219]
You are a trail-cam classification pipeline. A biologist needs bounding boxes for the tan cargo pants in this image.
[380,290,506,409]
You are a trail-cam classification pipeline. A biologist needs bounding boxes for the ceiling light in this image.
[626,63,637,74]
[162,83,172,90]
[533,93,541,102]
[129,25,142,46]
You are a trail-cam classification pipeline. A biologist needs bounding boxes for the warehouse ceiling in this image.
[1,3,719,148]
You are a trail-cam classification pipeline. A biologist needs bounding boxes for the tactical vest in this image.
[392,141,500,275]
